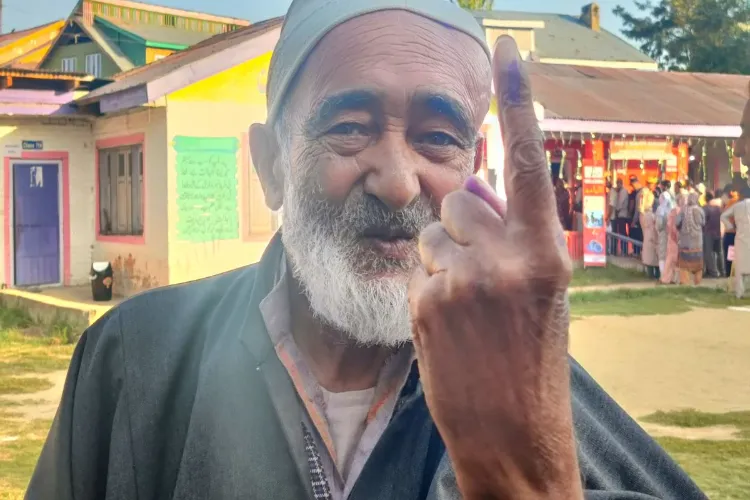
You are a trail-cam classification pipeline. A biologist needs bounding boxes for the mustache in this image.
[338,192,438,239]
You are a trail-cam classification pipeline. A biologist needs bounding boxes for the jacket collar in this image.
[239,230,286,366]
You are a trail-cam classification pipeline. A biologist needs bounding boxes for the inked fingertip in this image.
[464,175,494,199]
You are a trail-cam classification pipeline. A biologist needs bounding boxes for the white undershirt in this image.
[320,387,376,481]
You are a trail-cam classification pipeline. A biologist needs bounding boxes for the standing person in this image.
[628,176,643,256]
[674,181,683,200]
[610,177,630,255]
[721,187,750,298]
[696,183,707,207]
[676,193,706,285]
[25,5,706,500]
[723,185,741,276]
[662,194,683,284]
[656,192,675,283]
[554,177,571,230]
[573,181,584,232]
[703,191,725,278]
[641,205,659,279]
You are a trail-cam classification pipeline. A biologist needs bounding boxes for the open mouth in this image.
[361,226,417,260]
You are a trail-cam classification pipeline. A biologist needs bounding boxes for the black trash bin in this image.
[90,262,114,302]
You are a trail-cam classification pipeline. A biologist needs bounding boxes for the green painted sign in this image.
[173,136,240,243]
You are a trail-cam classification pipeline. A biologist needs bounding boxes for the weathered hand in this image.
[408,36,580,499]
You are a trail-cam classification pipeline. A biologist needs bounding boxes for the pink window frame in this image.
[3,151,71,286]
[95,133,146,244]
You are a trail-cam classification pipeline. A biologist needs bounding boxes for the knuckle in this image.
[532,249,573,291]
[507,135,547,175]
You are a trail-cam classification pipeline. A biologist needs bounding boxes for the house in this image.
[0,18,281,296]
[473,2,658,71]
[0,20,66,69]
[38,0,250,78]
[0,68,111,290]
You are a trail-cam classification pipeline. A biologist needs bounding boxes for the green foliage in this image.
[454,0,494,10]
[614,0,750,73]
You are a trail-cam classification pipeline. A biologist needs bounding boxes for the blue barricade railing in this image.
[605,230,642,257]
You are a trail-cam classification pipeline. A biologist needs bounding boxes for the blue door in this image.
[13,162,61,286]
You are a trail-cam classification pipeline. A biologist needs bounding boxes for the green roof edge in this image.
[145,40,187,50]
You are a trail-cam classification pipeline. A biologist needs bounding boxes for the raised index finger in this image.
[493,36,556,229]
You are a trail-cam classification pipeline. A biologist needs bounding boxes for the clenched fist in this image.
[408,36,581,500]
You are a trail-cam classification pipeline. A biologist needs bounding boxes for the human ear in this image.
[249,123,284,211]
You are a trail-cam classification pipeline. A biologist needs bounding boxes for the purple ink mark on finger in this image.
[465,176,494,203]
[506,60,523,106]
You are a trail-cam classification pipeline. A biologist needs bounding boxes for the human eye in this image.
[417,132,459,147]
[328,122,369,136]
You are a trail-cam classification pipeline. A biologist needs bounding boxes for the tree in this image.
[614,0,750,74]
[453,0,494,10]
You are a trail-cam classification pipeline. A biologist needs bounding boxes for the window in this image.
[98,145,144,236]
[123,9,130,20]
[190,19,198,30]
[164,14,177,27]
[202,21,209,31]
[61,57,77,72]
[85,53,102,77]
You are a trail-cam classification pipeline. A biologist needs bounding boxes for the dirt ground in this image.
[570,307,750,419]
[2,371,67,420]
[5,307,749,431]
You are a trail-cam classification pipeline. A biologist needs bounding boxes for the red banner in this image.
[582,160,607,266]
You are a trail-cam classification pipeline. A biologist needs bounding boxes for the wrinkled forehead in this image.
[286,11,491,125]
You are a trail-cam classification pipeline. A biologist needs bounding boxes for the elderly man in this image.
[27,1,704,499]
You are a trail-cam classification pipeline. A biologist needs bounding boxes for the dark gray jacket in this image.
[27,234,706,500]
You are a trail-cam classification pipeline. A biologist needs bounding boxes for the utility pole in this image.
[0,0,4,35]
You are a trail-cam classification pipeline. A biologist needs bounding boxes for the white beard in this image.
[281,181,414,347]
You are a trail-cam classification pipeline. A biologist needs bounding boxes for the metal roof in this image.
[0,20,63,48]
[475,10,655,64]
[101,17,218,47]
[77,17,283,104]
[528,63,749,126]
[84,0,250,26]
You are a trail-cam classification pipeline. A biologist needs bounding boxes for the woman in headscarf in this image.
[641,201,659,279]
[676,193,706,285]
[656,191,675,283]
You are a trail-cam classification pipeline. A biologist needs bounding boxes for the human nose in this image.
[361,134,420,212]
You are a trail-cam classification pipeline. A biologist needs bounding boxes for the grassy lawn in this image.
[570,265,650,288]
[0,307,76,499]
[641,410,750,499]
[569,286,750,318]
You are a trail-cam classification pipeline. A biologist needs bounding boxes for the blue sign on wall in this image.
[22,140,43,151]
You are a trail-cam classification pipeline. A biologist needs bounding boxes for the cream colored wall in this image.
[0,117,95,287]
[164,52,274,285]
[538,58,659,71]
[93,107,169,296]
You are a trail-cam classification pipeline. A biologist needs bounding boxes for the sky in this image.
[3,0,638,38]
